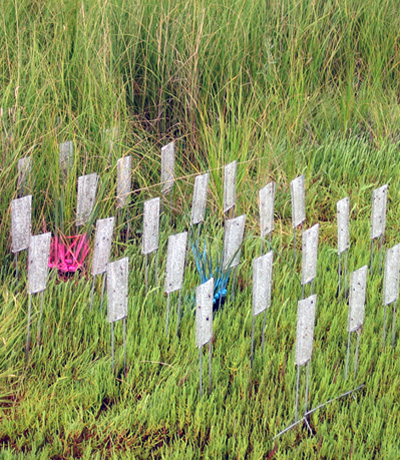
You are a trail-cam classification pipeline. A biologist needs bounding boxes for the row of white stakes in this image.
[11,193,400,394]
[15,141,389,284]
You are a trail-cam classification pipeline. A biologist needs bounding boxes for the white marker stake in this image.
[345,266,368,379]
[223,215,246,271]
[11,195,32,253]
[142,197,160,290]
[294,294,317,422]
[382,244,400,349]
[11,195,32,285]
[337,197,350,297]
[17,157,32,197]
[116,156,132,209]
[90,217,115,311]
[76,173,99,227]
[26,232,51,355]
[259,182,276,254]
[164,232,188,336]
[196,278,214,395]
[59,141,74,174]
[161,141,175,195]
[301,224,319,298]
[290,175,305,260]
[107,257,129,372]
[28,233,52,295]
[223,161,237,215]
[251,251,273,367]
[370,185,388,273]
[104,126,119,154]
[191,173,209,226]
[223,215,246,303]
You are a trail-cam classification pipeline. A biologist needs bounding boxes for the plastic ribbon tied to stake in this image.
[48,234,90,275]
[192,241,231,309]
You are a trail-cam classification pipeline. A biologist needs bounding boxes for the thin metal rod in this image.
[392,303,397,350]
[197,222,203,240]
[268,232,272,251]
[344,249,348,299]
[382,303,388,351]
[145,255,149,293]
[370,239,374,272]
[89,275,96,311]
[25,294,32,359]
[250,315,255,368]
[354,330,361,377]
[338,253,341,297]
[293,228,296,262]
[37,291,44,344]
[301,284,305,300]
[260,238,264,257]
[111,322,115,373]
[176,289,182,337]
[304,417,313,436]
[230,267,238,303]
[345,331,351,380]
[208,341,212,394]
[123,317,127,373]
[273,384,365,440]
[169,193,173,225]
[166,292,170,336]
[100,274,106,312]
[295,364,300,422]
[379,233,384,276]
[15,253,18,287]
[154,249,159,284]
[311,279,314,296]
[199,347,203,396]
[261,308,267,353]
[304,360,311,414]
[125,211,130,244]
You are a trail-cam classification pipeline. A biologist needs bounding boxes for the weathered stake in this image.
[142,198,160,289]
[196,278,214,396]
[382,244,400,350]
[337,197,350,297]
[116,156,132,240]
[345,266,368,379]
[59,141,74,175]
[291,175,305,262]
[107,257,129,372]
[301,224,319,297]
[27,232,51,355]
[294,295,317,422]
[11,196,32,274]
[161,141,175,196]
[76,173,99,227]
[224,161,237,216]
[90,217,115,310]
[251,251,273,367]
[164,232,188,336]
[259,182,276,254]
[191,173,209,226]
[223,215,246,302]
[370,185,388,274]
[17,157,32,197]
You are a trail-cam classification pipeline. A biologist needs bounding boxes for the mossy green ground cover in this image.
[1,1,400,458]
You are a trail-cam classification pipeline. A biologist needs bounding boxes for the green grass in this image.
[1,0,400,458]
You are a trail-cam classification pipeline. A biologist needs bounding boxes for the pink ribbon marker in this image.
[49,234,90,274]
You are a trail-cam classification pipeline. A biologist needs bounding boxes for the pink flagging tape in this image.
[48,234,90,274]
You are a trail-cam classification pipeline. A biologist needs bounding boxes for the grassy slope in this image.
[1,0,400,458]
